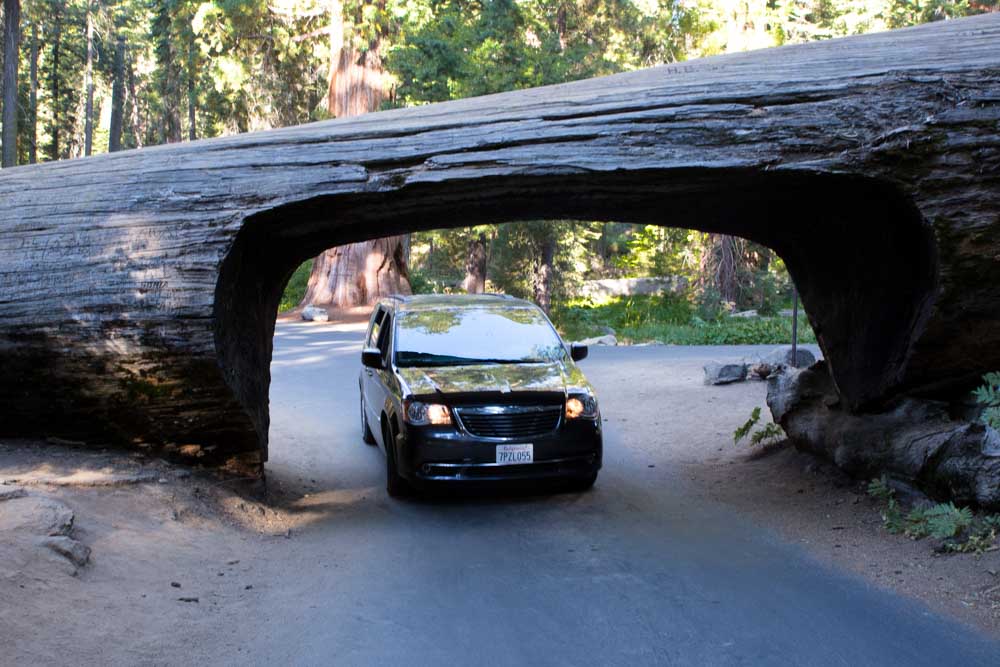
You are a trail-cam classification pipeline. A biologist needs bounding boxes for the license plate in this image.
[495,444,533,465]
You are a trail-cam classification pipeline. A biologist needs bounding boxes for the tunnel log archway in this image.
[218,169,936,459]
[1,15,998,471]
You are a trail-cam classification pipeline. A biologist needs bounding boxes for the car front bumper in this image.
[399,418,602,484]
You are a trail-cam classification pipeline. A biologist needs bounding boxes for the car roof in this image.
[380,293,537,313]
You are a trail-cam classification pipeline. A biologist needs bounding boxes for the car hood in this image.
[397,361,589,399]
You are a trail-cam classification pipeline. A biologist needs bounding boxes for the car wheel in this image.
[384,424,410,497]
[360,394,376,445]
[570,472,598,492]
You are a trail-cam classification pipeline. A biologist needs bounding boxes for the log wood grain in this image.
[1,15,999,469]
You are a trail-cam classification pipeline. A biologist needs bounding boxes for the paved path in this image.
[245,321,999,666]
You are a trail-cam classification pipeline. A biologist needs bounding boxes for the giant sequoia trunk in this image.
[0,16,999,482]
[301,0,410,308]
[300,237,411,306]
[462,234,488,294]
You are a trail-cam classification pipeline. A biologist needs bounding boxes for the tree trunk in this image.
[47,3,61,161]
[300,237,411,307]
[186,32,195,141]
[462,233,488,293]
[2,0,20,167]
[125,51,143,148]
[83,0,94,156]
[301,0,409,308]
[27,21,36,163]
[533,236,556,314]
[155,3,181,144]
[108,36,124,153]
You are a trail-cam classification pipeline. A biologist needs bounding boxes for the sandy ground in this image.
[2,324,999,664]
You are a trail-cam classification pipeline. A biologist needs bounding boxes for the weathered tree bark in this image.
[0,16,999,477]
[462,234,488,293]
[1,0,20,167]
[108,36,124,153]
[302,0,409,308]
[27,21,36,163]
[83,0,94,156]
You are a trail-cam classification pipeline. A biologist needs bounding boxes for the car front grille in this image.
[453,405,562,440]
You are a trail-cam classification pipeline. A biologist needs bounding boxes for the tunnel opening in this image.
[215,168,937,462]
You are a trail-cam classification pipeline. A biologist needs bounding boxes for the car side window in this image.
[376,313,392,364]
[367,308,384,348]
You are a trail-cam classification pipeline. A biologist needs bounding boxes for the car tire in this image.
[360,394,376,445]
[570,472,598,492]
[384,424,411,497]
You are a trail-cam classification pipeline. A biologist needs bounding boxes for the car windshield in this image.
[394,306,566,367]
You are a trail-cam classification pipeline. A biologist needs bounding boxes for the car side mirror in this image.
[570,344,588,362]
[361,347,384,369]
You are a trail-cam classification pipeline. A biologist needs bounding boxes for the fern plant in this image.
[733,407,786,446]
[973,371,1000,429]
[733,407,761,444]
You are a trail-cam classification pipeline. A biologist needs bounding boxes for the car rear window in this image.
[394,306,566,367]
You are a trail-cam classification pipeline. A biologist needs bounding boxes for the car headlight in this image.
[565,393,599,419]
[404,400,452,425]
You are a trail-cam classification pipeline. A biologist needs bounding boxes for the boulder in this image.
[764,347,816,369]
[301,305,329,322]
[703,362,748,385]
[40,535,91,567]
[577,334,617,346]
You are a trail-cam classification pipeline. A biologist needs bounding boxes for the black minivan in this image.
[359,294,602,496]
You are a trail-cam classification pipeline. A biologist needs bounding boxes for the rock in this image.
[730,309,758,318]
[764,347,816,369]
[748,362,775,380]
[577,334,617,346]
[0,496,75,536]
[598,325,616,336]
[301,305,329,322]
[0,485,26,501]
[703,362,748,385]
[40,535,91,566]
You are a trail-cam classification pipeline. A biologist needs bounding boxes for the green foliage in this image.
[751,422,785,446]
[278,259,313,312]
[733,407,761,444]
[550,294,816,345]
[867,476,1000,554]
[973,372,1000,430]
[733,407,785,446]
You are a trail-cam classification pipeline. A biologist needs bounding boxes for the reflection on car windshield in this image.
[395,307,565,367]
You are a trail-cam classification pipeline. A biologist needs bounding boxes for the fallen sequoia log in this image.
[769,365,1000,509]
[1,15,999,485]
